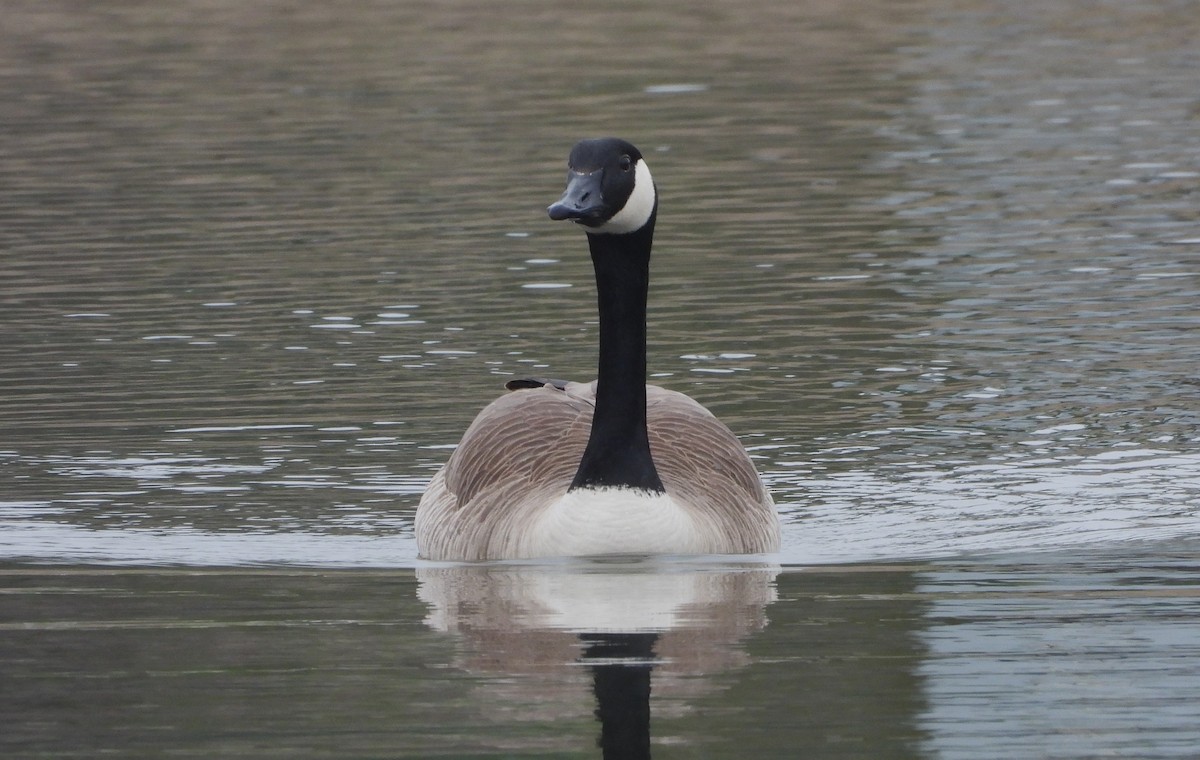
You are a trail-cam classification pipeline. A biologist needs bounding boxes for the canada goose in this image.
[415,137,781,561]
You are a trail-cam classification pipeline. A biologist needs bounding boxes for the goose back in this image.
[415,382,778,560]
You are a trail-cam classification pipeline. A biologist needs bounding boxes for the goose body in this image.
[415,138,780,561]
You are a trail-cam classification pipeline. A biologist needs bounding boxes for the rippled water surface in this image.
[2,0,1199,757]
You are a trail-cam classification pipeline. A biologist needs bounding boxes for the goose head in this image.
[547,138,657,236]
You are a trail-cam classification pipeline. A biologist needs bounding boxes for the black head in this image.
[547,138,657,235]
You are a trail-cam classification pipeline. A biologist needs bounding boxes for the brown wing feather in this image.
[416,384,594,560]
[645,387,778,553]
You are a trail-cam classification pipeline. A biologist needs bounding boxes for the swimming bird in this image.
[415,137,780,560]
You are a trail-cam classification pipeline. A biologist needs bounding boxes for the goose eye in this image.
[618,155,632,172]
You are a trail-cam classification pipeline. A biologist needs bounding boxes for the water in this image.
[2,0,1199,756]
[5,553,1198,758]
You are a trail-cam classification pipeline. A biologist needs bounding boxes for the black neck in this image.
[582,633,657,760]
[570,215,665,492]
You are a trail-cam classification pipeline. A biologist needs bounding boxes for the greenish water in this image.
[2,0,1199,756]
[5,550,1197,758]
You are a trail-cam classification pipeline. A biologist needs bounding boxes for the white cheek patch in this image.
[596,160,656,235]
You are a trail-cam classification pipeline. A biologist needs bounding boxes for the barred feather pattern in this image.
[415,381,780,561]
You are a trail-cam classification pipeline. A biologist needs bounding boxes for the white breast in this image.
[515,486,715,558]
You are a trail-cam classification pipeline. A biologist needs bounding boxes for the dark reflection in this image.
[415,560,930,758]
[416,560,779,757]
[582,633,657,760]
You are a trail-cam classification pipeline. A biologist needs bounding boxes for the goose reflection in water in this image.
[582,632,657,760]
[416,560,779,758]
